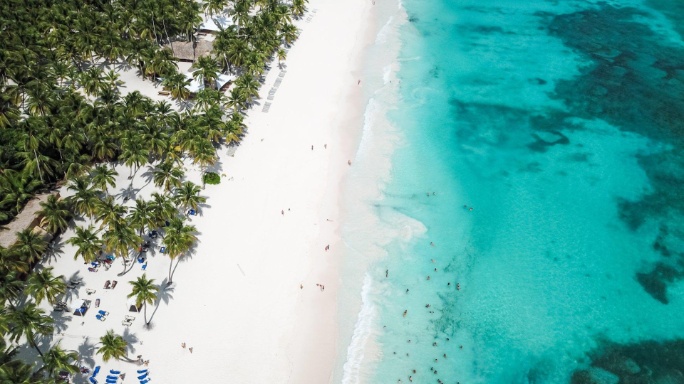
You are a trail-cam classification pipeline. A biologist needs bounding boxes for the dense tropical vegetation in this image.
[0,0,307,380]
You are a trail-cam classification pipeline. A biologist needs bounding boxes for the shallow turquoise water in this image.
[354,0,684,383]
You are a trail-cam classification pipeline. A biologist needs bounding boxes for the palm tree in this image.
[7,303,54,357]
[90,133,117,162]
[97,330,133,362]
[90,164,118,196]
[203,0,228,19]
[0,359,35,383]
[0,170,42,217]
[13,229,47,267]
[66,176,99,218]
[127,200,154,237]
[16,117,54,184]
[235,73,260,103]
[152,160,184,193]
[149,192,176,229]
[277,47,287,69]
[25,267,66,306]
[191,56,219,90]
[119,138,148,180]
[79,67,105,97]
[102,221,140,275]
[226,86,248,113]
[174,181,206,214]
[0,268,26,306]
[66,226,102,264]
[190,140,218,180]
[224,112,245,144]
[163,217,198,284]
[292,0,309,19]
[127,274,158,325]
[37,195,70,234]
[95,196,127,229]
[161,72,191,101]
[38,344,79,380]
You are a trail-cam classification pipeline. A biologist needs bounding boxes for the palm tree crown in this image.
[128,274,159,325]
[25,267,66,306]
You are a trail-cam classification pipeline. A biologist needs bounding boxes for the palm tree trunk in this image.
[167,258,173,284]
[29,338,44,358]
[33,149,44,183]
[144,302,148,325]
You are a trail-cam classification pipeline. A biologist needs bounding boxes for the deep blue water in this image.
[347,0,684,383]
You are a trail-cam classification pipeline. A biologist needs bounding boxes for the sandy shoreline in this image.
[35,0,377,382]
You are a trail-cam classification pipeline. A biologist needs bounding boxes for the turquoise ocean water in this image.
[339,0,684,383]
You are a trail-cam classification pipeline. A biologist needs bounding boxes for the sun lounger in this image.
[98,310,109,316]
[136,369,148,374]
[159,246,166,253]
[137,372,148,379]
[96,314,107,321]
[111,280,118,289]
[104,280,111,289]
[86,288,96,295]
[126,315,136,321]
[110,370,121,375]
[93,366,101,376]
[142,263,147,271]
[89,377,98,384]
[88,267,98,272]
[106,375,118,380]
[122,319,132,326]
[139,378,150,384]
[105,379,117,384]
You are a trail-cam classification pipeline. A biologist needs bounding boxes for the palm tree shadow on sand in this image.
[146,278,175,327]
[77,338,98,368]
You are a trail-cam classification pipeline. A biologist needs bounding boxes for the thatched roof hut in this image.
[0,193,56,248]
[167,41,214,62]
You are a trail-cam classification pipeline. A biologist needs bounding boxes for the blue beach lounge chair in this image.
[159,246,166,253]
[139,379,150,384]
[98,310,109,316]
[106,374,118,379]
[106,379,117,384]
[89,377,98,384]
[96,314,106,321]
[110,370,121,375]
[137,372,148,379]
[93,366,101,377]
[136,369,148,374]
[142,263,147,271]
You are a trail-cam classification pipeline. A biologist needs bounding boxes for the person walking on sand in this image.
[181,342,186,348]
[189,347,193,353]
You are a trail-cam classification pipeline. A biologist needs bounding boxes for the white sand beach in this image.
[39,0,376,382]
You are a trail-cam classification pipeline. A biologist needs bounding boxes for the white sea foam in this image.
[382,65,392,84]
[376,16,394,44]
[354,97,380,163]
[341,274,376,384]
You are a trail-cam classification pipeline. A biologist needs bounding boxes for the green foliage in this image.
[203,172,221,185]
[0,0,307,375]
